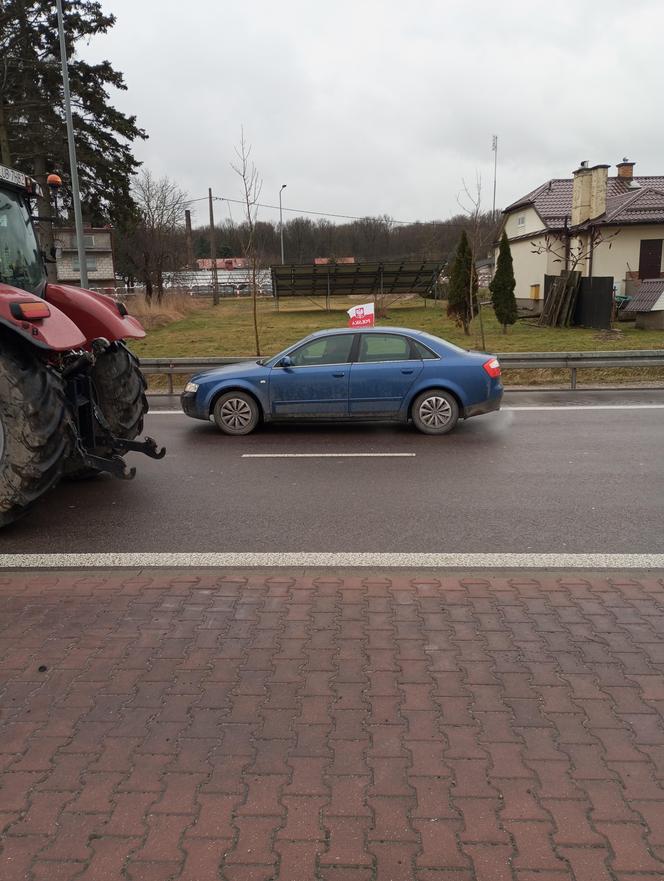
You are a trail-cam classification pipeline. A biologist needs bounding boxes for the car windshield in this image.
[0,188,45,295]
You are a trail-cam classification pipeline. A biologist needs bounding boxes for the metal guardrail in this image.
[140,350,664,394]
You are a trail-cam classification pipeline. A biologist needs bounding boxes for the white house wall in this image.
[503,206,545,239]
[507,236,549,302]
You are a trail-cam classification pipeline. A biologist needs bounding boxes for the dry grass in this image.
[123,291,204,331]
[127,295,664,389]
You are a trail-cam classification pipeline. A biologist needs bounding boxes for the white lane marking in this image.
[1,553,663,569]
[148,404,664,416]
[241,453,416,458]
[505,404,664,411]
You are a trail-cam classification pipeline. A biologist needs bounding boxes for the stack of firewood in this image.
[539,271,581,327]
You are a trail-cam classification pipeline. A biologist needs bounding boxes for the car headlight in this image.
[184,382,199,393]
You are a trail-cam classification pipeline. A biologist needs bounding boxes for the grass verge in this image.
[127,295,664,388]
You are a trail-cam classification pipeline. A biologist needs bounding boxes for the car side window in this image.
[358,334,412,363]
[288,334,354,367]
[411,339,439,360]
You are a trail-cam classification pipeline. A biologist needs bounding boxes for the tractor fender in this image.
[46,284,146,346]
[0,283,86,351]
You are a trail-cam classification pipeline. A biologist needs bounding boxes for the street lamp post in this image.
[55,0,88,288]
[279,184,287,264]
[492,135,498,219]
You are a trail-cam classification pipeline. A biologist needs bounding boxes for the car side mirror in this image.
[280,355,293,368]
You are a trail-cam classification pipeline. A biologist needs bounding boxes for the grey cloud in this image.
[82,0,664,225]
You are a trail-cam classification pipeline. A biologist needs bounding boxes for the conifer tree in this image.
[447,229,477,335]
[490,231,517,332]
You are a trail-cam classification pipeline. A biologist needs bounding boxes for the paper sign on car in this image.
[347,302,375,328]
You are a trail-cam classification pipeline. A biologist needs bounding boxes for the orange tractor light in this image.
[10,301,51,321]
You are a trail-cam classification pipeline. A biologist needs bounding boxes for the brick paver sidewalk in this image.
[1,571,663,880]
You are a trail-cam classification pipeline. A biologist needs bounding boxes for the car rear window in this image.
[358,334,412,362]
[412,340,439,359]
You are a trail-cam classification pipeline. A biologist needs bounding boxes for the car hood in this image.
[191,360,265,383]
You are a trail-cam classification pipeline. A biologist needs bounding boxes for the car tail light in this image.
[483,357,501,378]
[10,301,51,321]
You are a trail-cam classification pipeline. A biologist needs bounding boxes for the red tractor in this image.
[0,163,163,527]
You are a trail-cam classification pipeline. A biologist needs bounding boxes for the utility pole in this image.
[184,209,194,269]
[208,188,219,305]
[492,135,498,220]
[55,0,88,289]
[279,184,287,264]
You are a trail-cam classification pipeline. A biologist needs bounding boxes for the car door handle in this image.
[401,369,414,374]
[332,372,345,378]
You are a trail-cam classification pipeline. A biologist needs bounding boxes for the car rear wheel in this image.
[213,391,260,435]
[411,389,459,435]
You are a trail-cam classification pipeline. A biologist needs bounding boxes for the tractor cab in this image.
[0,164,46,298]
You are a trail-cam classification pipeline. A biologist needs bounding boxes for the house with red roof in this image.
[498,159,664,311]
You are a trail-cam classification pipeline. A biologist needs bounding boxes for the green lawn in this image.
[130,296,664,359]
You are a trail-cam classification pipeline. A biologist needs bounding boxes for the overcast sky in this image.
[82,0,664,228]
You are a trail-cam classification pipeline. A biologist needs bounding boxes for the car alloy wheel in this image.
[221,397,253,429]
[213,391,260,435]
[419,395,452,428]
[411,389,459,435]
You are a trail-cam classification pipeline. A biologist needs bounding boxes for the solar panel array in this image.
[271,260,444,299]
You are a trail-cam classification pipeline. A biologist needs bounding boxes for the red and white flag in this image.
[347,302,375,328]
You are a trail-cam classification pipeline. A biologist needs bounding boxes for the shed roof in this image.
[623,278,664,313]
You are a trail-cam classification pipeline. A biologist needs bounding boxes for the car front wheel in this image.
[213,391,260,435]
[411,389,459,435]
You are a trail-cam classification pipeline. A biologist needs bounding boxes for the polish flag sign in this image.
[347,302,375,328]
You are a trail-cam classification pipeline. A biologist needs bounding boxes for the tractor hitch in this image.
[117,436,166,460]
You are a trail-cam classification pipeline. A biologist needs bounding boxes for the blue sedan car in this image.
[181,327,503,436]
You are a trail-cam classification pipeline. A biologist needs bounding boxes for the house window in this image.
[83,235,95,248]
[72,254,98,272]
[517,215,526,228]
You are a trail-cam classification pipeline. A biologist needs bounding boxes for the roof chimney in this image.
[617,158,635,179]
[572,162,609,225]
[589,164,609,220]
[572,163,592,225]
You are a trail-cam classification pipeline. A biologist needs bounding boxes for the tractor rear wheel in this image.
[0,340,71,526]
[65,342,148,479]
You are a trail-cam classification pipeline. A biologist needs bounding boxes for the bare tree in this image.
[231,128,263,356]
[456,174,496,347]
[123,170,188,301]
[530,225,619,274]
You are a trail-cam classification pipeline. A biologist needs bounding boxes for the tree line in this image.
[189,212,500,269]
[112,202,501,300]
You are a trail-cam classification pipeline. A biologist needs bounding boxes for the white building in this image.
[54,227,116,290]
[499,160,664,310]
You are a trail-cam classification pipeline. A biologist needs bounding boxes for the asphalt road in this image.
[2,389,664,555]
